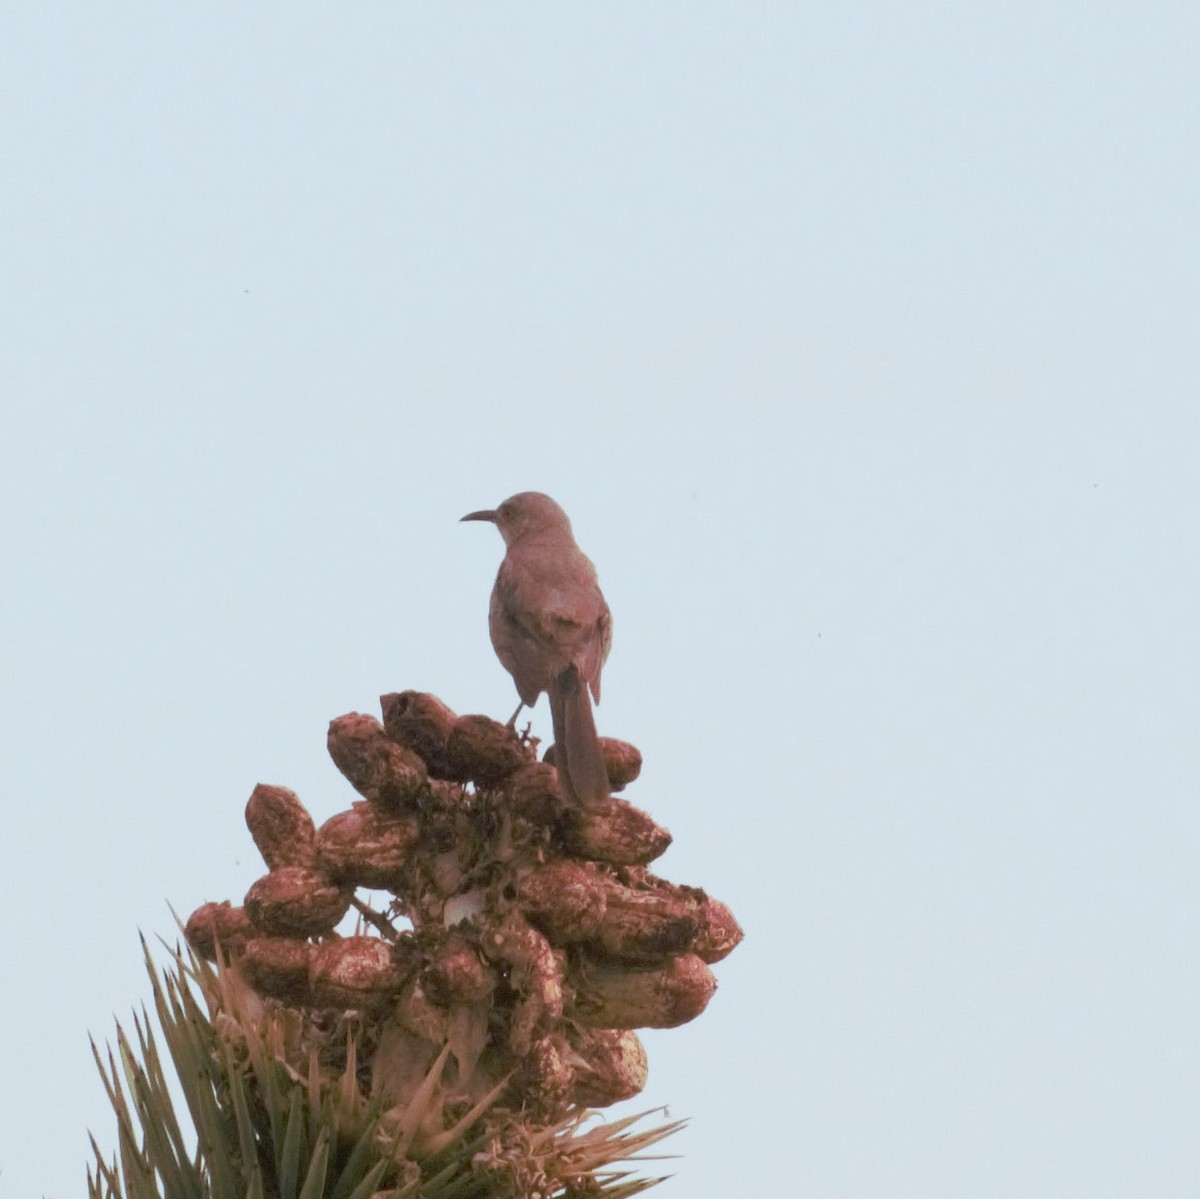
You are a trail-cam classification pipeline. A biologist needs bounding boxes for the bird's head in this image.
[461,491,572,546]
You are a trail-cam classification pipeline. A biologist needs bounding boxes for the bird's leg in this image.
[505,701,525,730]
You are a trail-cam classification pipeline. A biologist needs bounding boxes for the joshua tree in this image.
[90,691,742,1198]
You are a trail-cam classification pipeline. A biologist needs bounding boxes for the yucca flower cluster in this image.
[95,691,741,1198]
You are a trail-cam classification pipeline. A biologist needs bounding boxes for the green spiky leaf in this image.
[89,939,680,1199]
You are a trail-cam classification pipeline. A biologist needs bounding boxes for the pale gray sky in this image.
[2,5,1198,1197]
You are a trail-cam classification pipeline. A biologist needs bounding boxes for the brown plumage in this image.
[461,492,612,804]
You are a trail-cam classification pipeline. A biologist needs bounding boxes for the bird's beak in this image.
[460,509,498,524]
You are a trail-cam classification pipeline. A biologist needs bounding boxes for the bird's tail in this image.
[548,667,609,805]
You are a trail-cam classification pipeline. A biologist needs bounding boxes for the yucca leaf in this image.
[144,951,240,1199]
[390,1043,450,1156]
[92,938,683,1199]
[295,1126,331,1199]
[338,1028,359,1124]
[328,1107,388,1199]
[334,1156,392,1199]
[219,1033,262,1176]
[419,1160,491,1199]
[90,1038,137,1151]
[278,1087,306,1199]
[122,1019,194,1199]
[417,1072,511,1156]
[132,1006,196,1183]
[241,1004,285,1150]
[380,1174,423,1199]
[418,1125,492,1176]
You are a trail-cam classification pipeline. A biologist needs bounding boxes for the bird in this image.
[461,492,612,804]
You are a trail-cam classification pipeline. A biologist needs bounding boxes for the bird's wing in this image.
[489,571,555,704]
[579,601,611,703]
[493,542,610,700]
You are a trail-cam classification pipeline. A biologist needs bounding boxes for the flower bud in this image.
[564,796,671,866]
[244,867,352,938]
[483,913,563,1055]
[185,901,254,960]
[445,715,527,785]
[568,1028,648,1106]
[692,896,745,963]
[500,762,566,825]
[633,876,745,963]
[317,803,421,888]
[517,860,607,942]
[327,713,428,810]
[592,889,699,962]
[380,690,458,776]
[571,953,716,1029]
[545,737,643,792]
[426,935,495,1005]
[310,936,411,1011]
[245,784,317,870]
[515,1034,573,1118]
[241,937,312,1004]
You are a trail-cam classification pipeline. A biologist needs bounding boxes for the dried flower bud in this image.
[244,867,352,938]
[381,690,459,777]
[572,953,716,1029]
[185,901,254,960]
[600,738,643,789]
[500,762,567,825]
[592,888,699,962]
[317,803,421,887]
[426,937,495,1005]
[241,937,312,1004]
[244,784,317,869]
[568,1027,648,1106]
[483,913,563,1056]
[563,795,672,866]
[310,936,411,1011]
[545,738,643,792]
[444,714,527,785]
[427,850,466,897]
[634,876,745,963]
[327,713,428,810]
[692,896,744,963]
[517,860,608,942]
[520,862,697,961]
[182,682,742,1125]
[515,1034,574,1118]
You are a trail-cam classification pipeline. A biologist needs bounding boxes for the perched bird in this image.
[461,492,612,804]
